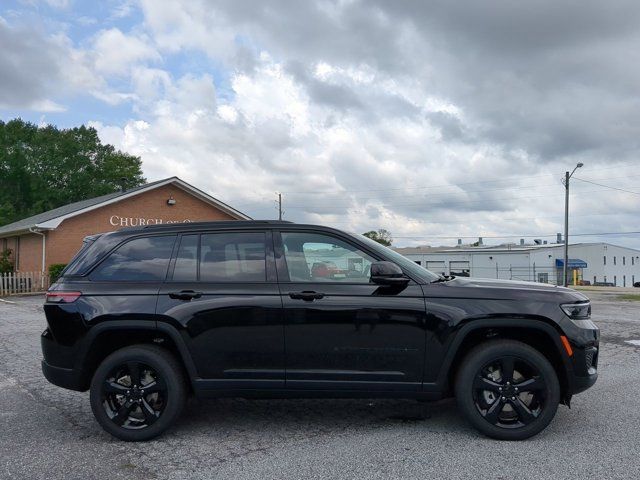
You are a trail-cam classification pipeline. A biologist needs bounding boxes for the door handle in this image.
[289,291,325,301]
[168,290,203,301]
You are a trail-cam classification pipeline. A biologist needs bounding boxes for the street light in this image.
[563,162,584,287]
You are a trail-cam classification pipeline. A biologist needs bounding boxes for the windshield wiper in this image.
[431,275,456,283]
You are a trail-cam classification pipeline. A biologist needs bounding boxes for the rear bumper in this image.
[41,360,86,391]
[41,328,87,391]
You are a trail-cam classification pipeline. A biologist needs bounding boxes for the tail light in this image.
[45,292,81,303]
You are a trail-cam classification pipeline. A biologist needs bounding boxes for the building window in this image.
[450,261,471,277]
[614,256,617,265]
[603,256,606,265]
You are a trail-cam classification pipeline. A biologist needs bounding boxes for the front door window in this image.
[281,232,375,283]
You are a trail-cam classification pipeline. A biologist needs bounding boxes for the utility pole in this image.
[278,193,282,220]
[563,163,583,287]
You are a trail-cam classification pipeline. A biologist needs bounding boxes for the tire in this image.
[455,340,560,441]
[89,345,187,441]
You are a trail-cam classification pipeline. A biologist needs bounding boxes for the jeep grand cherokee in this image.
[41,221,599,441]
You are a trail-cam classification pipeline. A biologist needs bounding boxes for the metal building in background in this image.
[394,241,640,287]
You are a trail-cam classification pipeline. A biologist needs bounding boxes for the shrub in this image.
[49,263,67,283]
[0,249,13,274]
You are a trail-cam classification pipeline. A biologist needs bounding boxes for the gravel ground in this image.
[1,292,639,479]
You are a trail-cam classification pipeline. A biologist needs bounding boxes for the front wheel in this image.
[89,345,186,441]
[455,340,560,440]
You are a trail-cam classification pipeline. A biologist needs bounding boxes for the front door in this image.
[276,230,428,391]
[156,230,284,389]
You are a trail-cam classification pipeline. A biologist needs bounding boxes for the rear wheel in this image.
[455,340,560,440]
[89,345,186,441]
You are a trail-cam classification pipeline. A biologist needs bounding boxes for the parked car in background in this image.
[42,221,599,442]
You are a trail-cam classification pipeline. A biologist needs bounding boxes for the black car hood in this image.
[444,276,588,300]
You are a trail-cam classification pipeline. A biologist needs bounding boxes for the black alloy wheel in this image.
[473,356,545,428]
[102,361,166,429]
[455,340,560,440]
[90,345,186,441]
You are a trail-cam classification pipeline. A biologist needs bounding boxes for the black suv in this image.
[42,221,599,441]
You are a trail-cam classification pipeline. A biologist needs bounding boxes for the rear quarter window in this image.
[89,235,176,282]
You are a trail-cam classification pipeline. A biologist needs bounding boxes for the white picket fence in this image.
[0,272,51,296]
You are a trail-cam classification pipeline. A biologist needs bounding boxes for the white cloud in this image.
[91,28,161,76]
[0,16,100,110]
[4,0,640,248]
[43,0,71,8]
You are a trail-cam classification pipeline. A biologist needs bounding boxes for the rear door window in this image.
[90,236,176,282]
[200,232,267,282]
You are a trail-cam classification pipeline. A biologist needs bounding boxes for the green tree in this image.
[0,119,145,226]
[362,229,393,246]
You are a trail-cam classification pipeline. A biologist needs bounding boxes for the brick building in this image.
[0,177,250,273]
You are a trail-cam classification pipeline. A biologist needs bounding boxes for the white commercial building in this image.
[394,242,640,287]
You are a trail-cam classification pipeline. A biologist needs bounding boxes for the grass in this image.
[617,294,640,301]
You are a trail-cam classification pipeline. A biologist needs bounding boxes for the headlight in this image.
[561,301,591,320]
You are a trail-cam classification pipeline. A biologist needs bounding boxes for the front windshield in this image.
[356,234,440,283]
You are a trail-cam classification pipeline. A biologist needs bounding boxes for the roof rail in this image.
[141,220,293,229]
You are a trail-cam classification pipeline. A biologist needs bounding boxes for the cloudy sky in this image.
[1,0,639,247]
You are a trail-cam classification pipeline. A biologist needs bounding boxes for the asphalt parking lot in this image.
[1,292,639,480]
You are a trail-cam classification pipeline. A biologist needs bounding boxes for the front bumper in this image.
[571,370,598,395]
[567,342,599,395]
[564,321,600,396]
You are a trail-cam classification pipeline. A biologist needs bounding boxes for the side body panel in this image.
[282,282,428,390]
[156,283,284,387]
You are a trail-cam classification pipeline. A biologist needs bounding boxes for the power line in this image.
[234,166,640,207]
[278,162,640,196]
[572,177,640,196]
[279,173,556,195]
[278,187,614,211]
[284,181,564,202]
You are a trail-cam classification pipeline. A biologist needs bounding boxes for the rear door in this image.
[156,229,284,389]
[276,230,428,391]
[79,235,177,326]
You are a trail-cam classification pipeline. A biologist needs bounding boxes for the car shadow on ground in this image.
[175,397,467,435]
[157,394,583,444]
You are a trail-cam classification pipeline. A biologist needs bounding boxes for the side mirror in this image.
[370,261,410,286]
